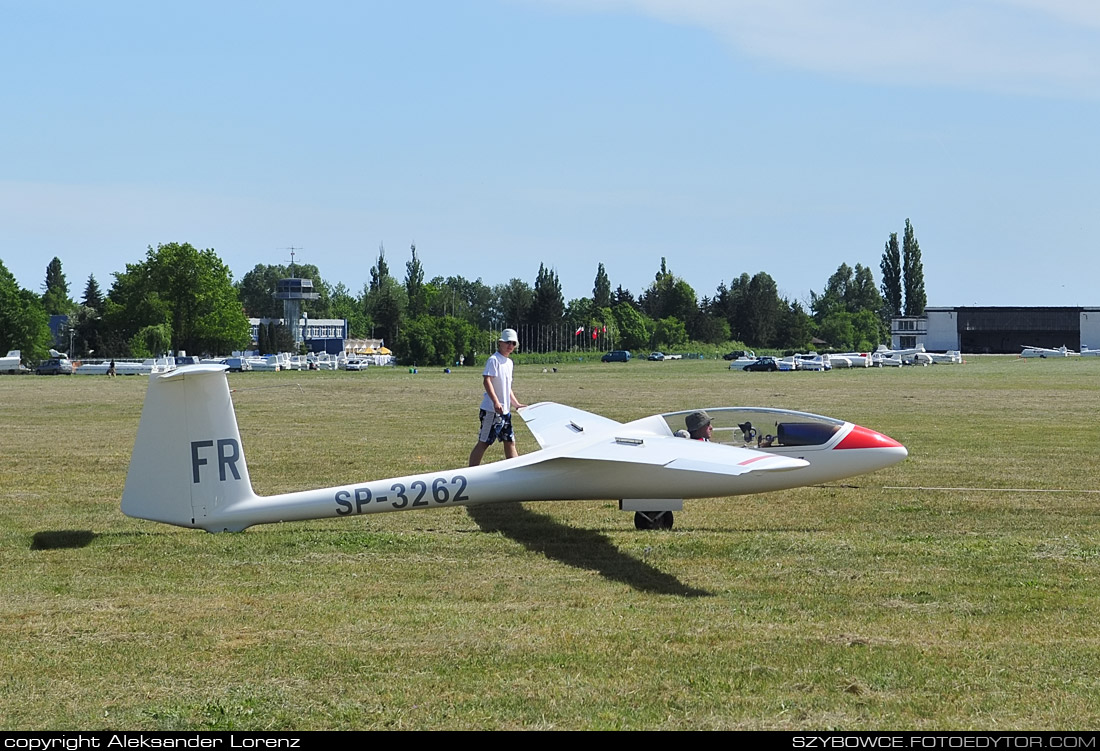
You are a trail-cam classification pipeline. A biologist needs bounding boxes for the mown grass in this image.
[1,356,1099,729]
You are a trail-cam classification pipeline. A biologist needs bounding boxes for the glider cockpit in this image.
[659,408,844,450]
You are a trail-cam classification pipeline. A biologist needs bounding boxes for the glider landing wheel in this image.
[634,511,674,530]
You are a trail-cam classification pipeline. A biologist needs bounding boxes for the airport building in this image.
[891,307,1100,353]
[249,317,349,355]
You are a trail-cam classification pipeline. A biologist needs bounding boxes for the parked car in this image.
[345,358,369,371]
[727,355,759,370]
[601,350,632,363]
[36,358,73,375]
[221,357,252,372]
[648,351,665,361]
[723,350,755,361]
[743,356,779,372]
[795,353,831,371]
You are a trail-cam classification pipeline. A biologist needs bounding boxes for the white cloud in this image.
[535,0,1100,97]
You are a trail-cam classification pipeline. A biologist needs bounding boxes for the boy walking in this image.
[468,328,527,466]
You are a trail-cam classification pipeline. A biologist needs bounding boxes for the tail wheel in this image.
[634,511,674,530]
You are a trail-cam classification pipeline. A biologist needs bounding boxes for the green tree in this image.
[70,305,103,357]
[880,232,902,317]
[237,265,283,318]
[0,259,52,361]
[611,301,652,351]
[496,279,533,329]
[652,317,688,350]
[642,258,697,323]
[851,310,885,351]
[811,262,886,346]
[810,263,853,321]
[778,300,815,350]
[902,218,927,316]
[369,243,391,293]
[613,284,636,308]
[41,257,74,315]
[130,324,172,358]
[812,263,882,316]
[593,263,612,309]
[370,285,404,346]
[404,244,427,318]
[715,273,752,341]
[850,264,883,313]
[107,242,251,355]
[81,274,105,313]
[236,263,331,319]
[688,308,731,345]
[565,297,594,330]
[331,282,367,338]
[257,321,270,354]
[362,245,405,346]
[400,315,481,366]
[530,264,565,352]
[742,272,784,347]
[272,322,295,353]
[428,275,497,328]
[818,311,856,351]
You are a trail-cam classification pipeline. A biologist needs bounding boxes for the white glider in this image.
[1020,344,1078,358]
[121,365,907,532]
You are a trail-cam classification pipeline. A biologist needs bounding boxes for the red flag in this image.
[575,326,584,336]
[592,329,598,340]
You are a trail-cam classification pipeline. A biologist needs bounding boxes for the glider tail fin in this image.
[122,365,257,529]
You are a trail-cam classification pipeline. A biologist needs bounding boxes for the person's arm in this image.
[509,388,527,410]
[484,375,505,414]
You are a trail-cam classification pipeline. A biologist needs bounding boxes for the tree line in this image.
[0,221,927,366]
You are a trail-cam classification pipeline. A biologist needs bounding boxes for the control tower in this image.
[274,276,320,347]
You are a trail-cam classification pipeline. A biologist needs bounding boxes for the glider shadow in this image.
[466,502,712,598]
[31,530,97,550]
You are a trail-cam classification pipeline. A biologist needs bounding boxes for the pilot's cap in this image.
[686,410,712,433]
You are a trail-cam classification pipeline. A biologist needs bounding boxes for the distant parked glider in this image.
[121,365,907,532]
[1020,345,1078,358]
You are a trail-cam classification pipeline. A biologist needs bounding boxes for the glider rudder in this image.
[121,364,257,528]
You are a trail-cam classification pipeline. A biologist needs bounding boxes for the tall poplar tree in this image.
[365,244,404,345]
[592,263,611,309]
[41,257,73,315]
[880,232,902,317]
[404,243,427,318]
[531,263,565,352]
[902,218,927,316]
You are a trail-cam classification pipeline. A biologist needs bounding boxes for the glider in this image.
[1020,345,1078,358]
[121,365,907,532]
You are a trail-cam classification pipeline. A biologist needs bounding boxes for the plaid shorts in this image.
[477,410,515,445]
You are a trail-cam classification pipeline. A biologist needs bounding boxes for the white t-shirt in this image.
[479,350,514,413]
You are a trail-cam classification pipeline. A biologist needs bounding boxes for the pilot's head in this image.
[686,410,713,440]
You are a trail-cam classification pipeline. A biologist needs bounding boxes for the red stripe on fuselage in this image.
[835,425,903,450]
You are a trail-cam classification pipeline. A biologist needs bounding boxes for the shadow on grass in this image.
[31,530,97,550]
[467,503,712,598]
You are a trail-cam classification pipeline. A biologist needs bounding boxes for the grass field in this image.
[2,356,1099,730]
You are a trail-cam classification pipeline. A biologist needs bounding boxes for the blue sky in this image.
[2,0,1097,309]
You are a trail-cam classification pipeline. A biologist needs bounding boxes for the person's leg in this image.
[469,440,490,466]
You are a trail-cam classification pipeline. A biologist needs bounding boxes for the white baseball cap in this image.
[499,328,519,343]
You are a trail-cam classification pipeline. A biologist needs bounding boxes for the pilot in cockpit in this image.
[686,411,713,441]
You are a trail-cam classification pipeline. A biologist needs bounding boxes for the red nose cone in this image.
[836,425,904,450]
